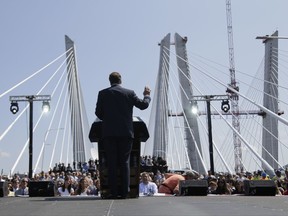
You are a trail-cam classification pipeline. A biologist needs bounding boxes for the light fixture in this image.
[10,102,19,114]
[191,101,198,115]
[42,101,50,113]
[221,100,230,113]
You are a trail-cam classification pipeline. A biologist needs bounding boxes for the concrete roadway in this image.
[0,195,288,216]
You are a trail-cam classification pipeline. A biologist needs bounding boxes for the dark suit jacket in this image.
[95,84,151,138]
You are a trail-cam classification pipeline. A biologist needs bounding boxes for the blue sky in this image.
[1,0,288,174]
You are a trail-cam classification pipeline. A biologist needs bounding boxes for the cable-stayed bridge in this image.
[0,36,92,176]
[1,32,288,178]
[143,31,288,177]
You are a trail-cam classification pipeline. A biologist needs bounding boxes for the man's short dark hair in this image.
[109,72,122,85]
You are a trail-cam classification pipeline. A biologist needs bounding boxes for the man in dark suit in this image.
[95,72,151,199]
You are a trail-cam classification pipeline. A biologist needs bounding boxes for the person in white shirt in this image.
[139,172,158,196]
[11,179,20,192]
[57,176,74,196]
[15,178,29,196]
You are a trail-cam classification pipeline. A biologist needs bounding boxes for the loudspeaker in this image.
[244,180,276,196]
[179,180,208,196]
[28,181,55,197]
[0,182,9,197]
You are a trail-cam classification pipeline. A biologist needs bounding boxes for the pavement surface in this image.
[1,195,288,216]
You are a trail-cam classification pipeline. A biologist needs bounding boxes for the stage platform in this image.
[1,195,288,216]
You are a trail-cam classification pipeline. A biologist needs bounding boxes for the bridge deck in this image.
[1,195,287,216]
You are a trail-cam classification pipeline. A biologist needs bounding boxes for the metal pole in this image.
[28,96,34,179]
[206,98,214,175]
[9,94,51,177]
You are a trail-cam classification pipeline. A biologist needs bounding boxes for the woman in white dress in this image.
[57,176,74,196]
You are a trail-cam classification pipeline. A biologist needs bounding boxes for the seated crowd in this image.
[139,168,288,196]
[1,156,288,197]
[1,159,100,197]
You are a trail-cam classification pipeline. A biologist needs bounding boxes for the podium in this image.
[89,116,149,198]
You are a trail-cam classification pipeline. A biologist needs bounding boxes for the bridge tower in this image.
[174,33,206,174]
[150,33,206,174]
[261,31,279,170]
[151,33,171,160]
[65,35,89,164]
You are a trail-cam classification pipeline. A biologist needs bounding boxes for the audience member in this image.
[15,178,29,196]
[11,179,20,192]
[158,170,200,195]
[57,175,74,196]
[139,172,158,196]
[214,177,231,195]
[75,177,92,196]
